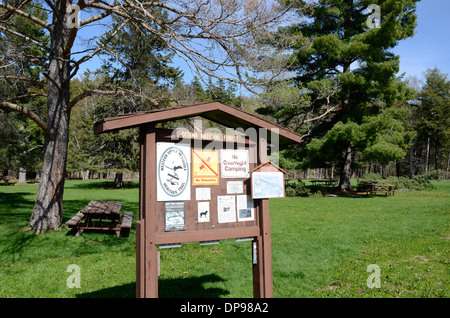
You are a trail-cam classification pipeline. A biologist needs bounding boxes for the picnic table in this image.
[373,184,395,196]
[66,200,133,237]
[357,181,395,197]
[1,175,13,186]
[310,179,338,191]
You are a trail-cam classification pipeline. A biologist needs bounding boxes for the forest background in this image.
[1,0,449,195]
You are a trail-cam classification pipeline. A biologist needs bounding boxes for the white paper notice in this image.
[220,149,249,178]
[195,188,211,201]
[217,195,236,223]
[198,201,210,223]
[237,195,255,222]
[226,181,244,194]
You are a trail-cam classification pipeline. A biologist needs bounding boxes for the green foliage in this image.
[100,12,181,86]
[359,172,437,191]
[204,78,241,107]
[302,107,415,169]
[0,112,44,170]
[0,1,48,171]
[285,180,310,197]
[417,68,450,137]
[415,67,450,170]
[258,0,420,187]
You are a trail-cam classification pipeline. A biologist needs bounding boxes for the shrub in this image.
[387,175,436,191]
[360,172,436,191]
[285,187,297,197]
[285,180,310,197]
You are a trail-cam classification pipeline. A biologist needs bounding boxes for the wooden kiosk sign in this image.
[94,102,301,298]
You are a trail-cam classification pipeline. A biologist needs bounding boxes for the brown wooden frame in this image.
[94,102,301,298]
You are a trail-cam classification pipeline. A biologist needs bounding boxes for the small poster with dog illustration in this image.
[197,201,210,223]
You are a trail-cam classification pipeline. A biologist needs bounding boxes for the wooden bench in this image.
[66,211,85,228]
[120,212,133,237]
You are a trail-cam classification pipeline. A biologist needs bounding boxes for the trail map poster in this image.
[157,142,191,201]
[252,172,284,199]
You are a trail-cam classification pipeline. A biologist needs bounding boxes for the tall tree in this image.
[417,68,449,172]
[0,1,47,179]
[0,0,292,232]
[259,0,420,190]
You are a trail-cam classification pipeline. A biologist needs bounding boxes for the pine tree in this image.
[417,68,450,172]
[0,1,47,179]
[261,0,420,190]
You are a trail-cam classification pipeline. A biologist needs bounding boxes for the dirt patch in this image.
[411,255,430,263]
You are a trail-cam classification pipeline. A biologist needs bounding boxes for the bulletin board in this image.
[150,128,260,245]
[94,102,302,299]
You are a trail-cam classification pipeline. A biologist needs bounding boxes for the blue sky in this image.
[76,1,449,85]
[392,0,450,82]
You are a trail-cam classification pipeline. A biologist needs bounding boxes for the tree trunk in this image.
[409,143,414,178]
[434,140,440,171]
[114,172,123,188]
[82,169,90,180]
[29,2,72,232]
[425,136,430,173]
[339,146,353,191]
[18,167,27,184]
[446,152,450,180]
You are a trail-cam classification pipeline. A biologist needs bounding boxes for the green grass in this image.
[0,179,448,298]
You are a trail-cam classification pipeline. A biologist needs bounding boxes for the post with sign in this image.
[93,102,302,298]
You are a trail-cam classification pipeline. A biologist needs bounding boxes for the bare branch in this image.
[0,75,45,84]
[302,104,341,124]
[0,25,50,52]
[6,93,47,102]
[0,0,31,22]
[71,18,130,76]
[68,87,161,111]
[43,0,63,27]
[79,9,113,27]
[81,0,293,90]
[0,1,51,31]
[0,101,51,137]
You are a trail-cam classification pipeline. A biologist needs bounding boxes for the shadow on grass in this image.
[77,274,229,298]
[66,180,139,190]
[0,192,36,226]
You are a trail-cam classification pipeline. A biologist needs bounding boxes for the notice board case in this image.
[94,102,302,299]
[148,128,260,243]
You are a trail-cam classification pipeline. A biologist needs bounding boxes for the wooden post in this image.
[252,130,273,298]
[136,126,146,298]
[137,124,159,298]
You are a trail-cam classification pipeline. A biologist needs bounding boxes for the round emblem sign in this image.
[158,146,189,197]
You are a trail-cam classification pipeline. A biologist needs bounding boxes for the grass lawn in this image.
[0,179,448,298]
